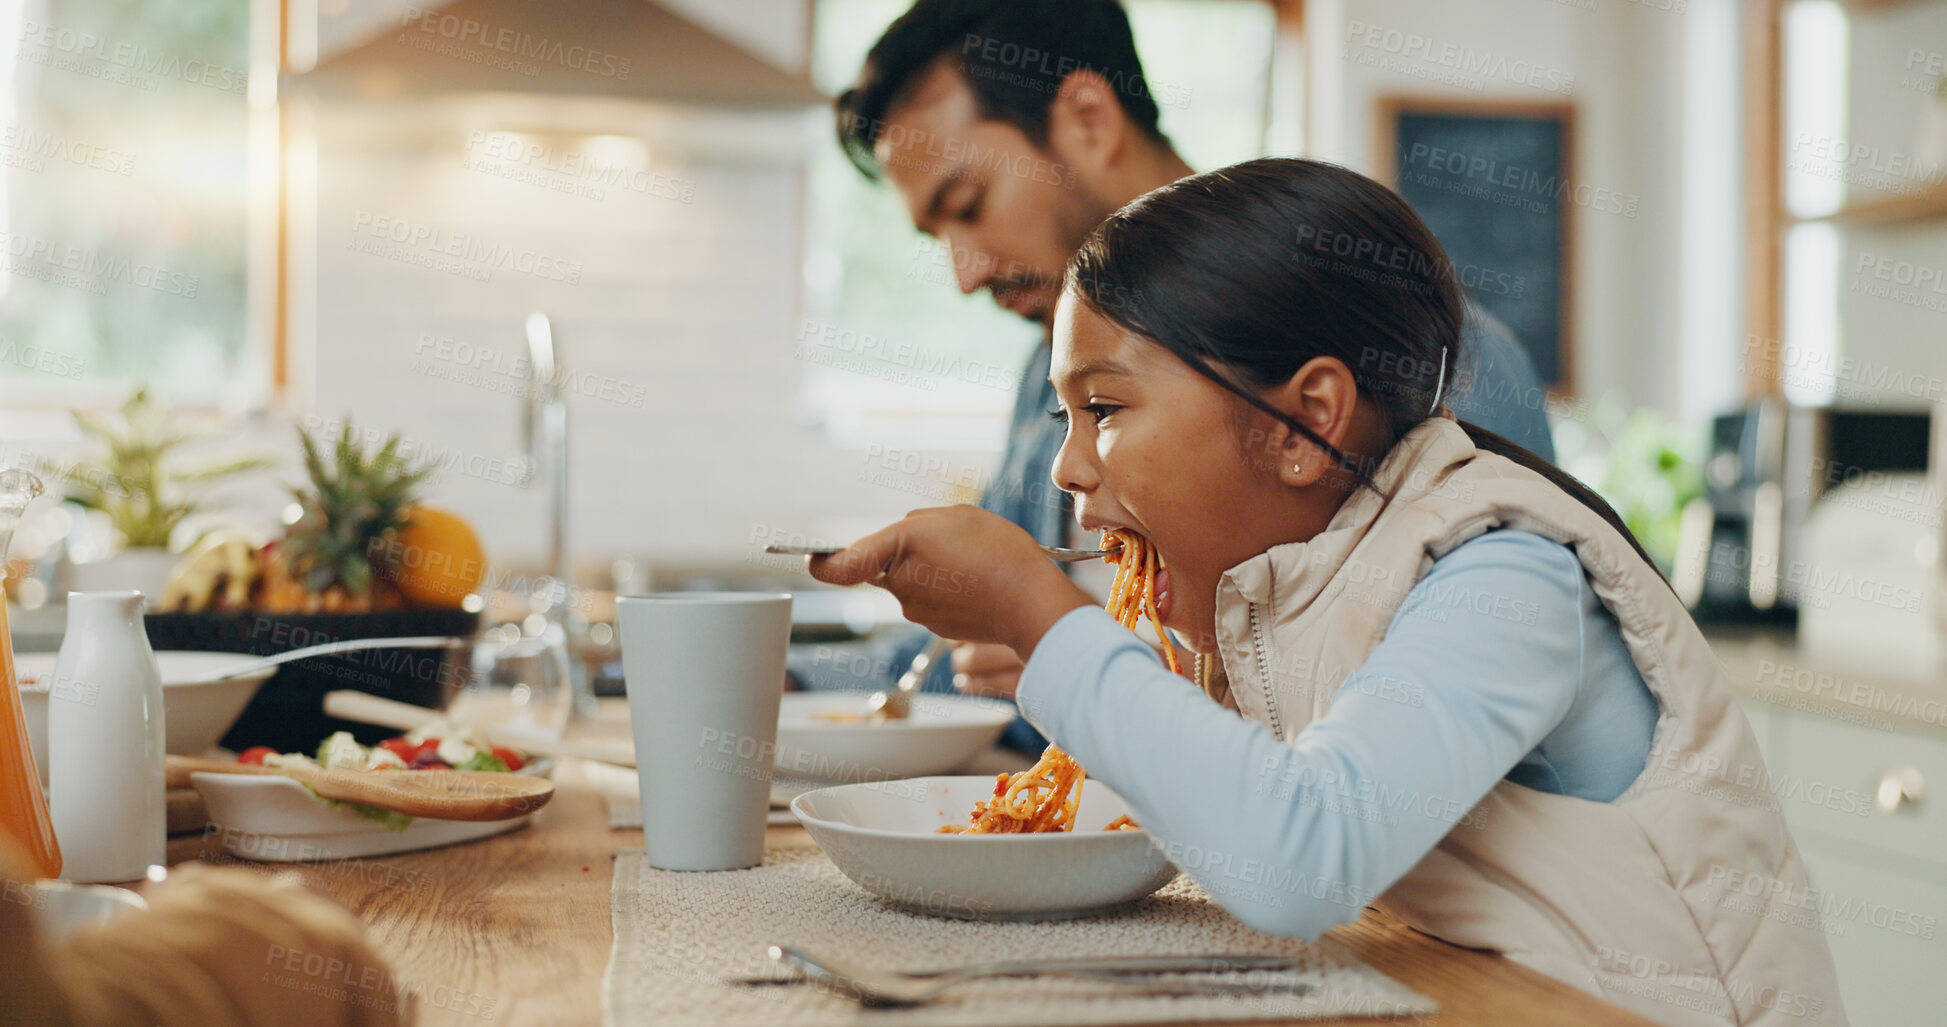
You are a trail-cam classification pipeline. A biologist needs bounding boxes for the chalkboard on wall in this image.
[1379,100,1575,390]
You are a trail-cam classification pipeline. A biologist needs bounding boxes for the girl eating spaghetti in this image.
[808,158,1844,1027]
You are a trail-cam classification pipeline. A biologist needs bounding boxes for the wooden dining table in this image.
[162,707,1658,1027]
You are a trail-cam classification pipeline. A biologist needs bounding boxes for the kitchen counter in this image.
[1707,625,1947,739]
[5,600,67,654]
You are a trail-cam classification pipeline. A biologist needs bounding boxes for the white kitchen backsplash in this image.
[295,97,1003,575]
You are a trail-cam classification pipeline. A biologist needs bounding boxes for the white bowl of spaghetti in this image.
[790,765,1178,920]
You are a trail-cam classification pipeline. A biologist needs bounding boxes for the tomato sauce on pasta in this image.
[936,530,1176,834]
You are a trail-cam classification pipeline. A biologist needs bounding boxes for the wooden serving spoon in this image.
[166,755,554,822]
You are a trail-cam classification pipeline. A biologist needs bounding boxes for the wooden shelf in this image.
[1840,0,1941,12]
[1802,188,1947,226]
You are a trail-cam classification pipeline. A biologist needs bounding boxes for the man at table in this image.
[787,0,1554,729]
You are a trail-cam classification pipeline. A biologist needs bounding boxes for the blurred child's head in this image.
[1048,158,1468,648]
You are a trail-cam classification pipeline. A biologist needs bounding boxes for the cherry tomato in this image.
[489,746,525,772]
[413,738,443,762]
[377,737,417,761]
[238,746,277,765]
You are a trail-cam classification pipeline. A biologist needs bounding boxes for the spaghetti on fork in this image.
[1100,528,1183,675]
[936,529,1175,834]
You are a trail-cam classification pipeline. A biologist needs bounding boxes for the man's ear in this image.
[1263,357,1359,487]
[1045,69,1126,173]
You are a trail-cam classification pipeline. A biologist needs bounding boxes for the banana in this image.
[159,533,261,612]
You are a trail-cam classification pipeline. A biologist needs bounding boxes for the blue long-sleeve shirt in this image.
[1015,530,1656,939]
[789,302,1557,753]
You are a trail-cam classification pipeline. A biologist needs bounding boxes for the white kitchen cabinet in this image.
[1789,834,1947,1027]
[1721,643,1947,1027]
[1779,711,1947,871]
[1741,700,1783,767]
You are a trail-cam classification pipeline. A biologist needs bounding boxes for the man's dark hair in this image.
[835,0,1168,179]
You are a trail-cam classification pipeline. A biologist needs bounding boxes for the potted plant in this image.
[64,388,275,598]
[1555,393,1704,574]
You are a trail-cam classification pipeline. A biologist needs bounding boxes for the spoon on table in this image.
[765,542,1120,564]
[173,636,469,685]
[166,755,554,821]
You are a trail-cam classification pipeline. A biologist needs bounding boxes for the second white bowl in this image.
[190,757,554,862]
[772,692,1016,782]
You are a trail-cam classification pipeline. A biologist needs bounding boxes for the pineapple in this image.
[271,420,432,613]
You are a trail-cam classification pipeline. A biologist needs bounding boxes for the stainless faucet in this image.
[523,312,570,593]
[521,312,593,715]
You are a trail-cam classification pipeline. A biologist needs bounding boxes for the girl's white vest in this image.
[1199,418,1847,1027]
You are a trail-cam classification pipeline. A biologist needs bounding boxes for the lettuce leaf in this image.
[457,751,510,774]
[301,785,417,832]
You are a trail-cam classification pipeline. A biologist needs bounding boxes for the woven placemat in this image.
[603,841,1435,1026]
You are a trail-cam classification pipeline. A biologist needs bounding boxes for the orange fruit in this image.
[381,506,488,608]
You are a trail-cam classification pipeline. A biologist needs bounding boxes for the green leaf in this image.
[170,454,279,487]
[70,408,118,443]
[302,786,416,832]
[458,751,510,774]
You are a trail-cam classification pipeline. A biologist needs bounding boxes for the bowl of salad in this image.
[190,723,552,861]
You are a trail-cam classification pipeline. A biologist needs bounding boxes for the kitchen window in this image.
[800,0,1278,452]
[0,0,255,410]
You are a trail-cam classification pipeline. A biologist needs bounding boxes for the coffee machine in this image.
[1672,398,1938,623]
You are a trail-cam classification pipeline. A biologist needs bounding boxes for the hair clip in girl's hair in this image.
[1427,345,1449,416]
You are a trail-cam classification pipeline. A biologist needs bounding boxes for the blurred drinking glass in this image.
[449,620,572,741]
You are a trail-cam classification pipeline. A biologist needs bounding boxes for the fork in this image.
[764,542,1119,564]
[760,945,1311,1007]
[865,634,949,721]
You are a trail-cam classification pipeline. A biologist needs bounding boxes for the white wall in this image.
[291,94,954,575]
[1307,0,1741,425]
